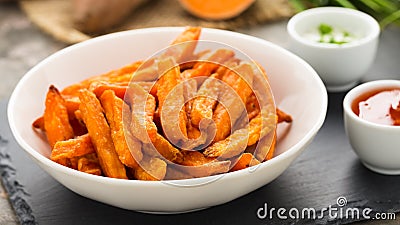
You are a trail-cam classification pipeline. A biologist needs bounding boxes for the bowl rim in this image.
[7,26,328,186]
[343,79,400,130]
[287,6,380,49]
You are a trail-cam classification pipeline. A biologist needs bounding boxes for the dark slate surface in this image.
[1,89,400,225]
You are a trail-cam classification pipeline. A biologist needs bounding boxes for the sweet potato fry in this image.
[61,83,86,96]
[103,61,143,80]
[132,27,200,82]
[51,134,95,162]
[187,122,201,140]
[204,128,249,158]
[247,108,277,146]
[180,150,216,166]
[35,27,292,180]
[130,62,159,82]
[165,165,194,180]
[64,95,81,119]
[179,160,231,178]
[277,108,293,123]
[230,153,260,172]
[233,92,261,130]
[77,154,102,176]
[182,78,209,147]
[211,101,237,143]
[182,78,197,112]
[164,26,201,63]
[156,57,182,110]
[134,157,167,181]
[126,83,158,143]
[212,63,255,142]
[39,94,86,136]
[190,74,222,127]
[246,93,260,121]
[156,57,188,143]
[100,90,142,168]
[91,81,127,99]
[143,133,184,163]
[32,116,45,131]
[215,58,240,77]
[254,130,276,162]
[79,89,127,179]
[134,81,156,93]
[183,49,235,79]
[171,26,201,45]
[68,110,88,136]
[44,85,74,148]
[61,61,143,96]
[265,131,277,160]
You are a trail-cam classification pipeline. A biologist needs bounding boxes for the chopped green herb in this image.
[317,23,353,45]
[318,23,333,35]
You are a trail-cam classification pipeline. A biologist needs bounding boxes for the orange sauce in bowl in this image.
[352,88,400,126]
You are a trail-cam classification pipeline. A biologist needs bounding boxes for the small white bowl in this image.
[287,7,380,92]
[8,27,327,212]
[344,80,400,175]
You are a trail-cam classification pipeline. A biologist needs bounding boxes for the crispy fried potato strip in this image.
[247,108,277,146]
[32,116,45,131]
[77,153,102,176]
[64,96,81,119]
[79,89,127,179]
[100,90,142,168]
[179,160,231,178]
[212,63,255,142]
[190,73,222,128]
[180,151,216,166]
[165,166,193,180]
[156,58,188,142]
[44,85,74,148]
[61,61,142,96]
[277,108,293,123]
[165,26,201,63]
[51,134,95,162]
[134,157,167,181]
[230,153,260,172]
[204,128,248,158]
[254,130,277,162]
[35,27,292,181]
[126,83,158,143]
[143,133,184,163]
[91,81,127,99]
[184,49,234,79]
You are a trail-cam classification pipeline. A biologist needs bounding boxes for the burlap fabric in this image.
[20,0,294,44]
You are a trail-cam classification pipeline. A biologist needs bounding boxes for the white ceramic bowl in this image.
[344,80,400,175]
[287,7,380,92]
[8,27,327,212]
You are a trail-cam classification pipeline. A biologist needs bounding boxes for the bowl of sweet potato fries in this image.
[8,27,327,212]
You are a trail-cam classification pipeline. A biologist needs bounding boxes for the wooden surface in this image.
[1,1,400,225]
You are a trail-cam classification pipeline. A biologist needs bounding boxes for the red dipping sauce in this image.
[352,88,400,126]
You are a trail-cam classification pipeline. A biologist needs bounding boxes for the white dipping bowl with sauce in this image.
[287,7,380,92]
[343,80,400,175]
